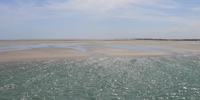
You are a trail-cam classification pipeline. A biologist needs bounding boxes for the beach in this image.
[0,40,200,60]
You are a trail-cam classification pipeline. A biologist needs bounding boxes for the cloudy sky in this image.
[0,0,200,39]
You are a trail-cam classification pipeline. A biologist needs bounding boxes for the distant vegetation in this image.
[115,38,200,41]
[1,38,200,41]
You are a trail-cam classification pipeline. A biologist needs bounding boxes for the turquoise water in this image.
[0,56,200,100]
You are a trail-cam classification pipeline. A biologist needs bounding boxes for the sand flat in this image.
[0,47,90,60]
[143,41,200,52]
[89,46,168,56]
[0,40,200,60]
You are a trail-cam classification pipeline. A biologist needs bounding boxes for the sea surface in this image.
[1,56,200,100]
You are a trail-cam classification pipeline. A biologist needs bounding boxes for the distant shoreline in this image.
[1,38,200,41]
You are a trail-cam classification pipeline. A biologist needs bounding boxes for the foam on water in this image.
[0,56,200,100]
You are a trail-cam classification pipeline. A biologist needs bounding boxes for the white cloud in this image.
[38,0,182,21]
[136,0,181,8]
[192,7,200,11]
[46,0,132,11]
[43,0,180,12]
[0,0,193,25]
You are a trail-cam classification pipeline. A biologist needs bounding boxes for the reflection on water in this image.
[0,43,90,53]
[0,56,200,99]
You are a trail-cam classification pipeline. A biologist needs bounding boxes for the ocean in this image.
[0,56,200,100]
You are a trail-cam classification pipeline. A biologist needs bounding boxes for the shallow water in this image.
[0,56,200,100]
[0,42,89,53]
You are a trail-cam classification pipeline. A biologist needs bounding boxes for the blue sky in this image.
[0,0,200,39]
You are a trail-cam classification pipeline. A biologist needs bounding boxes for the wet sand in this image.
[0,47,90,60]
[0,40,200,60]
[87,46,168,56]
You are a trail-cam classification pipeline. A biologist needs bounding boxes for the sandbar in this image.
[0,47,90,60]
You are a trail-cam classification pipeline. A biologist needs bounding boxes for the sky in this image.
[0,0,200,39]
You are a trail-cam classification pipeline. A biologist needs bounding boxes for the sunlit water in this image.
[0,56,200,100]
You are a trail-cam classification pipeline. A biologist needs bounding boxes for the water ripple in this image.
[0,56,200,99]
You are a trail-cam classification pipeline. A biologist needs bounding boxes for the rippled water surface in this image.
[1,56,200,100]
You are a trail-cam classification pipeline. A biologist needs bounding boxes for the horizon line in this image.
[1,38,200,41]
